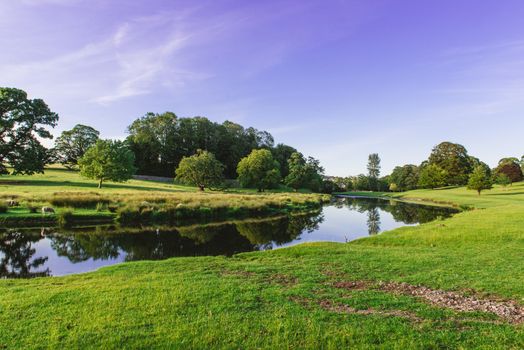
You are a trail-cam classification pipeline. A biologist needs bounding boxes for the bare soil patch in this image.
[379,281,524,324]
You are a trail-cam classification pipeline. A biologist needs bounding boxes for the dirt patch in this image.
[379,281,524,324]
[267,273,298,287]
[332,281,370,290]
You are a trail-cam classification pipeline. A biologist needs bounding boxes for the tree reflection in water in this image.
[0,230,50,278]
[0,199,456,278]
[367,208,381,235]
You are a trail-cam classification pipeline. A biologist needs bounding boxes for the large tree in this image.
[495,158,523,183]
[367,153,381,191]
[284,152,324,192]
[389,164,419,191]
[427,142,472,185]
[175,150,224,191]
[467,165,493,195]
[78,140,136,188]
[417,164,448,189]
[54,124,99,169]
[237,149,281,192]
[271,143,297,178]
[0,87,59,174]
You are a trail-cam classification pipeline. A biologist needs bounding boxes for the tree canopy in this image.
[284,152,324,191]
[427,142,473,185]
[126,113,285,178]
[418,164,448,189]
[175,150,224,191]
[467,165,493,195]
[54,124,100,169]
[389,164,419,191]
[495,158,523,183]
[78,140,136,188]
[0,87,59,174]
[237,149,281,192]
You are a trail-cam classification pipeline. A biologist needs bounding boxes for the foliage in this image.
[175,150,224,191]
[495,158,523,183]
[271,143,297,178]
[427,142,473,185]
[495,173,511,188]
[367,153,381,190]
[127,113,279,178]
[417,164,448,189]
[54,124,99,169]
[284,152,324,192]
[79,140,136,188]
[467,165,493,195]
[388,164,419,191]
[237,149,281,192]
[0,87,59,174]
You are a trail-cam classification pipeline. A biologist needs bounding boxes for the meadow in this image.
[0,179,522,348]
[0,169,329,226]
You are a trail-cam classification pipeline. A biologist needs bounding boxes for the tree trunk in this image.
[478,189,481,196]
[98,179,103,189]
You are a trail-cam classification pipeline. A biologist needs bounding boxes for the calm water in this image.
[0,197,457,278]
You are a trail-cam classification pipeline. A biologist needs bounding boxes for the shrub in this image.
[57,208,75,227]
[0,204,7,213]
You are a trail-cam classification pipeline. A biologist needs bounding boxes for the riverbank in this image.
[1,183,523,348]
[0,169,329,227]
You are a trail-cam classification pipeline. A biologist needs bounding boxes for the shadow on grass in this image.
[0,179,184,193]
[485,191,524,196]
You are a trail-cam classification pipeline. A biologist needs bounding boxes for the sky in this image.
[1,0,524,176]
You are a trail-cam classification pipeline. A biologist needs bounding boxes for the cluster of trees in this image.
[386,142,524,195]
[1,88,327,191]
[329,142,523,196]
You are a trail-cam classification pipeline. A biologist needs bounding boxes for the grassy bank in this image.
[0,169,329,226]
[0,182,523,348]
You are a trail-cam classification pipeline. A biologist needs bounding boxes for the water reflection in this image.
[0,197,457,278]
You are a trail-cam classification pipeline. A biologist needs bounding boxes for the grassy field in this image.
[0,181,523,348]
[0,169,328,226]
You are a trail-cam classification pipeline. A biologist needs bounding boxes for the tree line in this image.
[1,87,328,192]
[329,142,524,195]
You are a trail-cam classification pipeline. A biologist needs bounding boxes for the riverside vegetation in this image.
[0,181,523,348]
[0,168,329,227]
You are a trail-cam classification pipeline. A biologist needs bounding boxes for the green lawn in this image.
[0,182,523,348]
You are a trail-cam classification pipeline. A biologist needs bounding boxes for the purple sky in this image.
[1,0,524,175]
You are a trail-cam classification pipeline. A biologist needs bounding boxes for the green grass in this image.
[0,181,523,348]
[0,169,328,226]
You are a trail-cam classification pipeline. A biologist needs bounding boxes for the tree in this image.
[0,87,59,174]
[495,173,511,189]
[427,142,473,185]
[271,143,297,178]
[54,124,99,169]
[78,140,136,188]
[367,153,381,191]
[175,150,224,191]
[467,165,493,195]
[495,158,523,183]
[389,164,419,191]
[417,164,448,189]
[284,152,324,192]
[237,149,281,192]
[284,152,307,191]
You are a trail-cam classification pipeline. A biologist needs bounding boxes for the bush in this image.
[0,204,7,213]
[57,208,75,227]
